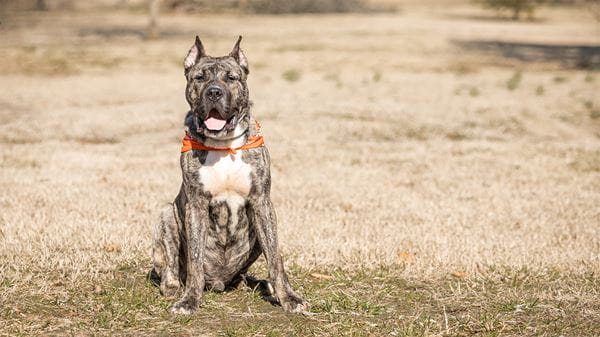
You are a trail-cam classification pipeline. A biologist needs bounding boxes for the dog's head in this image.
[184,36,250,139]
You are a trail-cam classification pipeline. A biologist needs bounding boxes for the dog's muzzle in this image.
[194,109,239,134]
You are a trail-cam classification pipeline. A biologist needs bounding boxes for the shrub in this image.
[162,0,396,14]
[282,69,301,82]
[476,0,546,20]
[246,0,375,14]
[506,70,522,90]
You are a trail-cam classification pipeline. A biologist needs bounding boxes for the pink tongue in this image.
[204,117,226,131]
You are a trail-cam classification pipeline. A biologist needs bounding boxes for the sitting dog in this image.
[152,36,308,315]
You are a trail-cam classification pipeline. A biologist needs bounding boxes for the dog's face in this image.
[184,36,250,138]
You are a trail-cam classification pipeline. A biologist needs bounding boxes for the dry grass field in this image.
[1,2,599,336]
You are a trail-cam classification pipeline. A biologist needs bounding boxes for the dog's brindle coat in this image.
[152,36,308,315]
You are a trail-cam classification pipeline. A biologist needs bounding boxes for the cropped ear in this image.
[229,36,249,74]
[184,36,206,71]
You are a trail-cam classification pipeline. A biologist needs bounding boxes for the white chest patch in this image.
[199,151,252,203]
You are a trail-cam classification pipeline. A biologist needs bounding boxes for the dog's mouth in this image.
[203,108,234,131]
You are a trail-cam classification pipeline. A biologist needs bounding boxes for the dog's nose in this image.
[206,86,224,101]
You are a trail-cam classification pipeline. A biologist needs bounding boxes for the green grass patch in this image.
[1,263,598,336]
[0,45,125,76]
[271,44,325,53]
[584,73,595,83]
[282,69,301,82]
[506,70,522,90]
[469,87,480,97]
[372,71,382,82]
[553,75,568,83]
[535,85,544,95]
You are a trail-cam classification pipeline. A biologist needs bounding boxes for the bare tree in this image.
[147,0,162,39]
[584,0,600,22]
[476,0,546,20]
[36,0,48,10]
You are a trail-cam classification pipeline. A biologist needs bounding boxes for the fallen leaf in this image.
[396,250,416,264]
[311,273,333,280]
[103,243,122,253]
[451,271,467,279]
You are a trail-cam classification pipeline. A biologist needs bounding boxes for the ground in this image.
[0,2,599,336]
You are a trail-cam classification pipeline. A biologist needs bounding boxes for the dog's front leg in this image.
[170,195,209,315]
[248,196,309,313]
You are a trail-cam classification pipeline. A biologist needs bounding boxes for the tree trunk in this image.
[147,0,161,39]
[239,0,248,12]
[36,0,48,11]
[512,6,521,20]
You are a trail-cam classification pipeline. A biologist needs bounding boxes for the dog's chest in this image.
[198,151,255,281]
[199,151,252,200]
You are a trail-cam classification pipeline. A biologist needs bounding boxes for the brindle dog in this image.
[152,36,309,315]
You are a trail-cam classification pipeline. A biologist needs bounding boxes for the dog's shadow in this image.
[147,269,278,306]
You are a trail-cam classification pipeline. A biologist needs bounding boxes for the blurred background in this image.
[1,0,599,334]
[1,0,599,272]
[1,0,599,275]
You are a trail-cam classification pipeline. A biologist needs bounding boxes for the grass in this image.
[469,87,480,97]
[569,150,600,173]
[271,44,326,53]
[553,75,568,83]
[1,262,598,336]
[450,62,478,76]
[506,70,522,90]
[0,46,124,76]
[372,71,382,82]
[68,135,121,145]
[282,69,302,82]
[583,101,600,119]
[535,85,544,95]
[1,3,599,336]
[245,0,378,14]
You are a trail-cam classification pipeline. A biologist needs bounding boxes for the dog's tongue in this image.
[204,117,226,131]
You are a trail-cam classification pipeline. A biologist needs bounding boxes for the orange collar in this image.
[181,121,264,155]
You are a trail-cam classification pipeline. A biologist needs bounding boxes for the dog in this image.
[151,36,309,315]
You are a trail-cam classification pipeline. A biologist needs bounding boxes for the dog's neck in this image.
[184,111,255,149]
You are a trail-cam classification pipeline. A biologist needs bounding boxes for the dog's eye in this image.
[193,74,205,81]
[227,74,239,81]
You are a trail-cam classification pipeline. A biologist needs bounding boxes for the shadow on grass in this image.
[146,268,278,305]
[445,13,547,23]
[2,264,599,336]
[453,39,600,69]
[78,27,208,40]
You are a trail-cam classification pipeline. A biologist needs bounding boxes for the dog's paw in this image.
[160,280,180,298]
[280,292,310,314]
[169,296,200,315]
[161,284,179,298]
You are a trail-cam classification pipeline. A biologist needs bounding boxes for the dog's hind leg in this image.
[152,203,182,298]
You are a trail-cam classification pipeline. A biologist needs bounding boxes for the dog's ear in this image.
[184,36,206,71]
[229,36,249,75]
